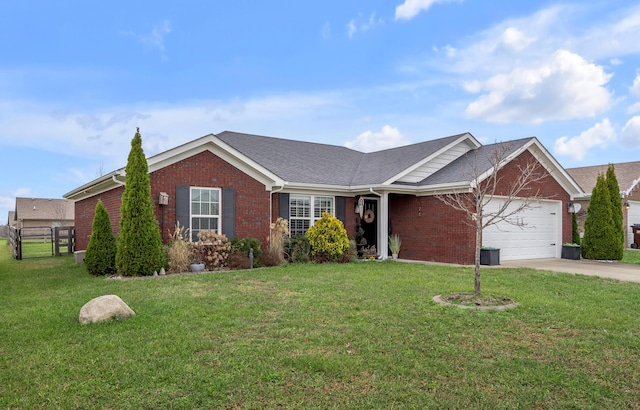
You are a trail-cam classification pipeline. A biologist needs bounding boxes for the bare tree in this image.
[50,200,72,227]
[435,142,549,295]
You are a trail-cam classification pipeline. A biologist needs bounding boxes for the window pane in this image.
[314,196,334,218]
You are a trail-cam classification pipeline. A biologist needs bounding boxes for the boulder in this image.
[79,295,135,325]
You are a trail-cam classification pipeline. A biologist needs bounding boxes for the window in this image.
[289,195,334,236]
[191,187,221,241]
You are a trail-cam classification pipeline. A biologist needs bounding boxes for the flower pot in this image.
[480,248,500,265]
[392,253,398,260]
[561,245,581,260]
[190,262,205,272]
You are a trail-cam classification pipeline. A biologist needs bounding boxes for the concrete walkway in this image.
[497,258,640,283]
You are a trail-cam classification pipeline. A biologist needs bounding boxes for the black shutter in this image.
[222,188,236,239]
[279,193,290,220]
[176,185,190,231]
[336,196,346,225]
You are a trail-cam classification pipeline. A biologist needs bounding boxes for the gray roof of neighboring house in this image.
[15,198,74,221]
[566,161,640,194]
[216,131,467,186]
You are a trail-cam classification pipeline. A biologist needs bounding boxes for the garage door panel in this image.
[483,199,560,260]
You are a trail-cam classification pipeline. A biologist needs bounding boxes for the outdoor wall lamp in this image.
[624,201,630,210]
[566,202,575,213]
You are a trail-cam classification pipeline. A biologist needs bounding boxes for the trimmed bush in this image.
[230,237,262,267]
[582,173,617,260]
[116,128,166,276]
[84,200,116,276]
[305,212,349,262]
[285,235,311,263]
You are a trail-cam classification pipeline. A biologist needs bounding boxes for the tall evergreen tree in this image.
[582,173,616,260]
[606,164,624,260]
[116,128,166,276]
[85,199,117,276]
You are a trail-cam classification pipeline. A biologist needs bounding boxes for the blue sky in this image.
[2,0,640,221]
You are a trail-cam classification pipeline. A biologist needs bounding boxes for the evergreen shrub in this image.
[305,212,349,262]
[84,200,117,276]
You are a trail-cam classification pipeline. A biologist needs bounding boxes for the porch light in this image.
[566,202,575,214]
[624,201,630,210]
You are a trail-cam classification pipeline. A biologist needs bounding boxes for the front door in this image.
[361,199,378,252]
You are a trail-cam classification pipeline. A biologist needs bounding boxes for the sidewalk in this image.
[498,258,640,283]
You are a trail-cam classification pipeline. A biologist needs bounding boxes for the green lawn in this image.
[623,249,640,264]
[1,240,640,409]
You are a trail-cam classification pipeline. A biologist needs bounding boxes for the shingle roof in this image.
[216,131,467,186]
[566,161,640,194]
[420,138,532,186]
[15,198,74,221]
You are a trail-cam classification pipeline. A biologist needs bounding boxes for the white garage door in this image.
[627,201,640,247]
[482,198,561,260]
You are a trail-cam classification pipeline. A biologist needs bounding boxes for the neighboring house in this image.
[64,131,583,264]
[566,161,640,248]
[13,198,75,231]
[8,211,17,228]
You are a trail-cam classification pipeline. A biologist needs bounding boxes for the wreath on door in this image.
[363,209,375,224]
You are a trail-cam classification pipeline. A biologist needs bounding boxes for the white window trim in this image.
[190,186,222,240]
[289,194,335,236]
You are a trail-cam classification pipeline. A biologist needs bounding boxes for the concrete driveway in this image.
[498,258,640,283]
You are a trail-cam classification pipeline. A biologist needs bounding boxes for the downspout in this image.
[112,174,125,186]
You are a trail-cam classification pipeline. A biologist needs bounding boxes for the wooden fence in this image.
[8,226,74,260]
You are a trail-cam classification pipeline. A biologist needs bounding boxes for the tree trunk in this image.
[474,219,481,296]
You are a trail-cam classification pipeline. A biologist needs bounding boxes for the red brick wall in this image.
[74,150,270,250]
[388,150,572,264]
[390,194,476,264]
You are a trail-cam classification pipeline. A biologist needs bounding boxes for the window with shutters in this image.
[289,195,334,236]
[190,187,221,241]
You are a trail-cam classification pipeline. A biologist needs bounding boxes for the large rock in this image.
[79,295,135,324]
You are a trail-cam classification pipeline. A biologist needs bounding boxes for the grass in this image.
[623,249,640,264]
[1,239,640,409]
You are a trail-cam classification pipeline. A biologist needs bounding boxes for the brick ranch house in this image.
[64,131,583,265]
[566,161,640,248]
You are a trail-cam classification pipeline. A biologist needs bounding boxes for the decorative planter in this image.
[480,248,500,266]
[392,253,398,260]
[190,262,205,272]
[561,245,581,260]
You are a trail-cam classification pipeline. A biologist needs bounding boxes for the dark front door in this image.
[362,199,378,251]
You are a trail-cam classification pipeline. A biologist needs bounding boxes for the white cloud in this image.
[621,116,640,148]
[554,119,616,160]
[344,125,409,152]
[321,22,331,40]
[347,12,384,38]
[120,20,171,60]
[610,58,623,66]
[0,187,30,215]
[630,73,640,97]
[347,19,357,38]
[395,0,460,21]
[627,102,640,114]
[500,27,536,52]
[464,50,613,123]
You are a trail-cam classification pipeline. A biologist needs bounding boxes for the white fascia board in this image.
[382,133,480,185]
[63,169,125,201]
[148,134,285,188]
[522,138,585,197]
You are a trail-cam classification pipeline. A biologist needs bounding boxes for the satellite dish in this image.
[573,203,581,213]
